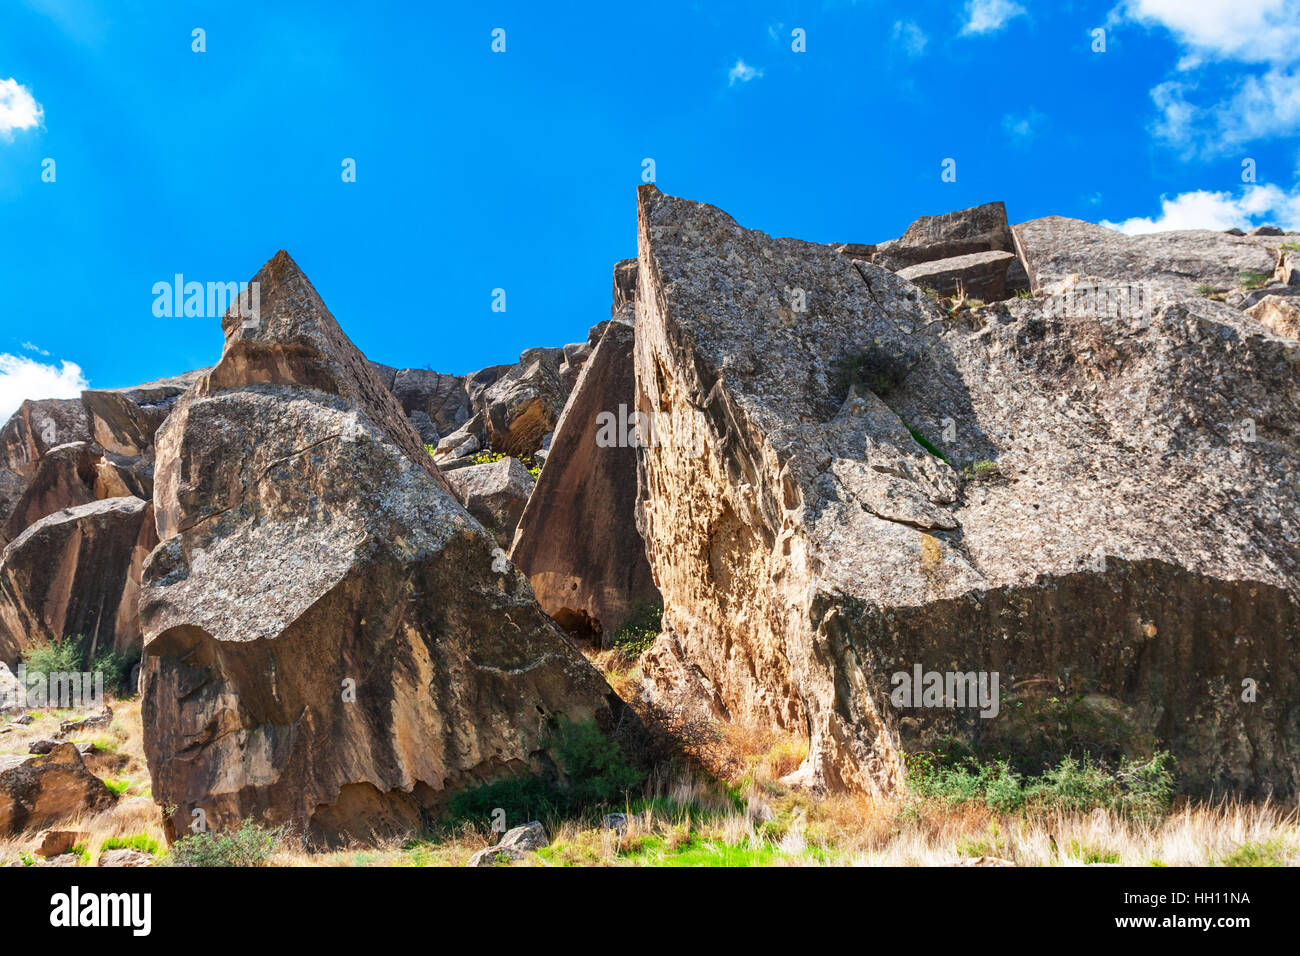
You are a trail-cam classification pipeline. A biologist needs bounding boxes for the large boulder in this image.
[510,313,661,646]
[632,185,1299,798]
[873,201,1016,271]
[481,351,566,458]
[444,456,535,548]
[139,250,617,845]
[390,368,472,436]
[0,399,89,479]
[3,442,149,543]
[81,370,207,458]
[0,496,158,665]
[896,250,1017,300]
[0,743,116,835]
[1013,217,1280,295]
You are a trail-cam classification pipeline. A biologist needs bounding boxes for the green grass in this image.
[1280,241,1300,252]
[103,778,131,796]
[961,459,1002,481]
[1068,838,1119,865]
[102,833,161,857]
[1237,269,1270,290]
[1214,838,1290,867]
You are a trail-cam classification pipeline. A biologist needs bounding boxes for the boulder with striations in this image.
[632,185,1299,798]
[138,250,618,846]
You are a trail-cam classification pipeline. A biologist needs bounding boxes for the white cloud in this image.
[1099,185,1300,234]
[0,78,44,139]
[961,0,1025,36]
[1116,2,1300,151]
[21,341,49,356]
[0,354,88,421]
[892,21,928,58]
[728,60,763,86]
[1117,0,1300,66]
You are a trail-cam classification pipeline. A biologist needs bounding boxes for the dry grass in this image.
[0,696,165,866]
[3,691,1295,867]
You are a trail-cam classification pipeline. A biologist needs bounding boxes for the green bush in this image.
[168,820,284,867]
[22,636,138,696]
[444,719,643,830]
[611,601,663,658]
[23,635,83,675]
[907,751,1174,822]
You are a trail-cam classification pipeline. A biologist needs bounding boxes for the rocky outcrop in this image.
[0,399,89,479]
[3,442,149,544]
[896,250,1017,300]
[389,368,472,438]
[510,313,660,646]
[444,456,535,548]
[0,497,157,665]
[139,250,617,846]
[632,185,1299,798]
[82,370,206,458]
[1013,217,1281,295]
[481,350,567,459]
[1247,295,1300,339]
[0,743,116,835]
[873,201,1017,271]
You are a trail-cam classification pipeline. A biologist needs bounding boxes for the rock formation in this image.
[510,306,660,647]
[632,184,1299,797]
[138,250,617,845]
[0,497,157,665]
[0,743,117,835]
[444,455,535,548]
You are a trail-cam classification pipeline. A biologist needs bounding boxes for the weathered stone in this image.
[97,847,152,867]
[38,828,89,857]
[874,202,1015,271]
[433,413,484,461]
[1247,295,1300,339]
[1249,225,1284,236]
[0,399,89,478]
[0,743,116,835]
[81,369,206,458]
[466,820,548,865]
[0,497,158,665]
[390,368,471,436]
[444,456,536,548]
[1014,217,1280,295]
[633,185,1299,798]
[510,314,660,646]
[139,250,617,846]
[482,352,566,458]
[832,243,878,259]
[896,250,1017,300]
[612,259,638,313]
[3,441,149,543]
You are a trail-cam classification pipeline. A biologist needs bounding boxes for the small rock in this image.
[14,714,32,725]
[602,812,628,835]
[98,848,153,867]
[38,829,89,857]
[1248,225,1283,236]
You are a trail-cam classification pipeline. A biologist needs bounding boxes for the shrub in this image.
[104,779,131,795]
[1237,269,1270,290]
[962,459,1002,482]
[22,636,138,696]
[444,719,644,830]
[906,750,1174,822]
[611,601,663,659]
[23,635,83,675]
[832,342,920,399]
[168,820,284,867]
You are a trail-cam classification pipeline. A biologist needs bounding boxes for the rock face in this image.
[82,371,206,458]
[3,442,149,544]
[444,456,535,548]
[0,497,157,665]
[1247,295,1300,339]
[139,250,617,845]
[510,312,661,646]
[481,350,567,458]
[1013,217,1281,294]
[632,185,1299,798]
[0,743,116,835]
[896,250,1017,300]
[873,201,1017,271]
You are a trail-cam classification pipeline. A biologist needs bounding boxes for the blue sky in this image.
[2,0,1298,413]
